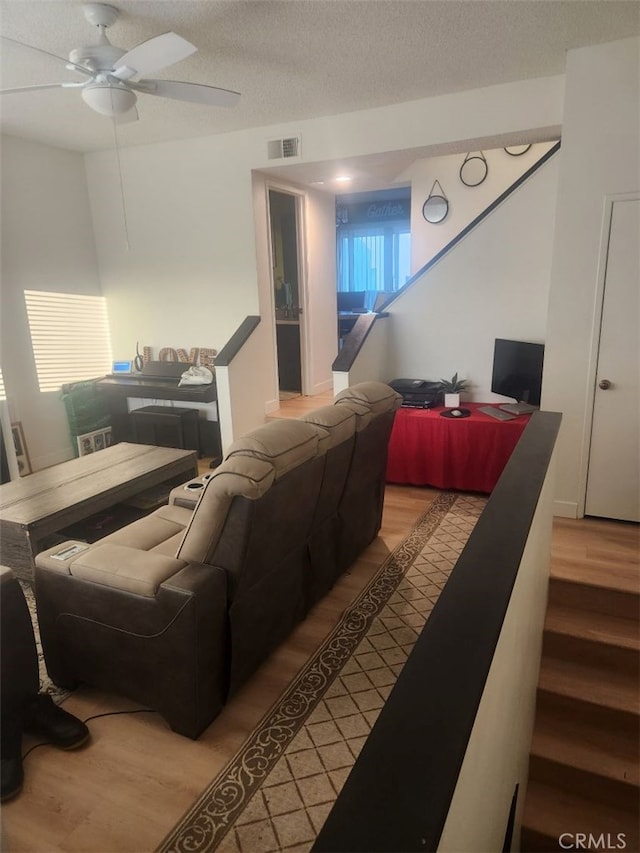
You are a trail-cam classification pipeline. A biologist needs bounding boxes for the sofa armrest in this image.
[66,544,191,597]
[34,558,229,738]
[168,475,212,509]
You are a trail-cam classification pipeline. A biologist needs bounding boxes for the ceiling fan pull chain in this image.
[111,106,131,252]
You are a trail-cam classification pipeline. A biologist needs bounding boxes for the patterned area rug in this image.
[19,580,70,704]
[159,492,486,853]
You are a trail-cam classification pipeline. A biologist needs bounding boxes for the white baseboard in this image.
[552,500,579,519]
[264,398,280,415]
[309,378,334,395]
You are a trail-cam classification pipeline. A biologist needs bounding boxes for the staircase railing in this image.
[314,411,562,853]
[376,140,561,313]
[333,140,561,375]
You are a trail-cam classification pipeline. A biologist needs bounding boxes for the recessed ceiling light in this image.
[334,175,352,183]
[310,180,325,185]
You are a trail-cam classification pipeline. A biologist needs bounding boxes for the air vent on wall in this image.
[267,135,301,160]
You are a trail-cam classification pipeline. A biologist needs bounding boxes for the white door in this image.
[585,197,640,522]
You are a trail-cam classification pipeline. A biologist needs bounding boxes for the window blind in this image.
[0,367,5,402]
[337,223,410,295]
[24,291,113,392]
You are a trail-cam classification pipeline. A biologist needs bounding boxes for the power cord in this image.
[21,707,158,759]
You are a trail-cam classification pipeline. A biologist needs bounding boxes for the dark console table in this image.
[95,376,220,457]
[386,403,530,493]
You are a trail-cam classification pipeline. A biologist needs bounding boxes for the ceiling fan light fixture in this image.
[82,82,137,115]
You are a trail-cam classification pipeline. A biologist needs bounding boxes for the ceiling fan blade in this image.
[132,79,241,108]
[0,35,93,77]
[0,82,86,95]
[112,32,196,79]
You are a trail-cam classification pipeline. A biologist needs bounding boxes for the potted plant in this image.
[439,373,468,408]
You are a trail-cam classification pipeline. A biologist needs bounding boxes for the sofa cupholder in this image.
[185,482,204,491]
[202,472,214,482]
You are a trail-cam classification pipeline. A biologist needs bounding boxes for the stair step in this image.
[536,689,640,729]
[531,694,639,786]
[537,656,640,715]
[542,630,638,675]
[551,518,640,592]
[548,576,639,621]
[528,754,638,811]
[526,519,640,851]
[521,780,639,852]
[545,602,640,651]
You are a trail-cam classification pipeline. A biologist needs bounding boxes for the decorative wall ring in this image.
[422,180,449,223]
[504,144,532,157]
[459,151,488,187]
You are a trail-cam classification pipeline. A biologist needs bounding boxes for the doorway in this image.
[269,189,304,395]
[585,196,639,522]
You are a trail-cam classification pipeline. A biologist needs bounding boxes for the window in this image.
[337,224,411,296]
[0,367,5,402]
[336,192,411,306]
[24,291,113,392]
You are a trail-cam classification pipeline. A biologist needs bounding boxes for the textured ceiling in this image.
[1,0,639,155]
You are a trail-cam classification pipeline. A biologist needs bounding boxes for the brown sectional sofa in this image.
[34,382,401,738]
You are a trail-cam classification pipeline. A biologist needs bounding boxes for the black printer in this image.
[389,378,442,409]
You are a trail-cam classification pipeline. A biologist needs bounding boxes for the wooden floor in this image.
[2,391,435,852]
[4,483,433,853]
[3,393,638,852]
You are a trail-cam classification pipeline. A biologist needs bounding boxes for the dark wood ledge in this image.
[313,410,562,852]
[332,313,389,373]
[215,316,261,367]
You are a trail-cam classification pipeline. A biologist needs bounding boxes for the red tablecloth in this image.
[386,403,530,493]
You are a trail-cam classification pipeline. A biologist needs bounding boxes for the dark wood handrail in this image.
[313,410,562,852]
[215,316,261,367]
[332,141,562,374]
[376,140,561,313]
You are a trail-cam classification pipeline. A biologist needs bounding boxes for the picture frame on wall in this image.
[77,426,113,457]
[11,422,32,477]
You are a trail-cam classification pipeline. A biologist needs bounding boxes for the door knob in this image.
[598,379,612,390]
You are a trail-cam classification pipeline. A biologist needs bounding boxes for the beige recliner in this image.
[299,403,357,607]
[33,383,401,739]
[333,381,402,571]
[34,419,324,738]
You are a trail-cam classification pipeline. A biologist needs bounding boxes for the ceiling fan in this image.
[0,2,240,122]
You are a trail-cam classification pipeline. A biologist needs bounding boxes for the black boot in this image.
[23,694,89,750]
[1,714,24,802]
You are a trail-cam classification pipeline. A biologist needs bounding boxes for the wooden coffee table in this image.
[0,443,197,580]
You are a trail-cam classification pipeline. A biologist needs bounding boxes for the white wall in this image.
[80,74,561,439]
[301,188,339,395]
[438,452,555,852]
[84,134,261,367]
[0,135,102,471]
[2,73,564,461]
[384,154,559,400]
[407,142,557,274]
[543,36,640,518]
[215,320,271,453]
[334,318,393,393]
[258,75,563,167]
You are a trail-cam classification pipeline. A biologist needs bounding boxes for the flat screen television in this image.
[491,338,545,412]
